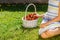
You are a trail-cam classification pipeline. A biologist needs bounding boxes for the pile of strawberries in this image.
[24,13,39,20]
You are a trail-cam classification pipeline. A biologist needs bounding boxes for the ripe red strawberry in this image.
[29,14,33,18]
[31,18,34,20]
[24,13,38,20]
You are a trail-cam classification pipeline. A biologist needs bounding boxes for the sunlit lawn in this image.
[0,4,60,40]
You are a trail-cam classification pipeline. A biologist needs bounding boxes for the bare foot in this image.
[41,28,60,38]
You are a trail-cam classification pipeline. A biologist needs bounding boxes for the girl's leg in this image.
[39,18,60,38]
[41,28,60,38]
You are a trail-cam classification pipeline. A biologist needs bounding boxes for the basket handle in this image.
[25,3,37,20]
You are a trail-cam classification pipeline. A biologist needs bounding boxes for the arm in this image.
[40,2,60,28]
[45,16,60,26]
[40,16,60,28]
[41,2,60,27]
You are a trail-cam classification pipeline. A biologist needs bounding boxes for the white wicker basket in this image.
[22,3,38,28]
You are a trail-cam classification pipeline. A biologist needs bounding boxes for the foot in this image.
[41,28,60,38]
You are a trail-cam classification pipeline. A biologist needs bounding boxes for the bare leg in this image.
[41,28,60,38]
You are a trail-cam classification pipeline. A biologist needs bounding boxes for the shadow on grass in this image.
[20,25,39,32]
[0,4,48,12]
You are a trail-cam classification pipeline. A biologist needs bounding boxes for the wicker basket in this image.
[22,3,38,28]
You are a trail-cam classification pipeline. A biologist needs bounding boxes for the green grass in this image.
[0,4,60,40]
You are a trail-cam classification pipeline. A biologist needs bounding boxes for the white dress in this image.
[39,0,60,35]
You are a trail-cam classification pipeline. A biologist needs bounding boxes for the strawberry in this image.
[24,13,38,20]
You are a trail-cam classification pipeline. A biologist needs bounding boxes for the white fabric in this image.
[47,0,59,19]
[39,19,60,35]
[39,0,60,35]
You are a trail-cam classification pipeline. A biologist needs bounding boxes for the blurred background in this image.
[0,0,60,40]
[0,0,48,4]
